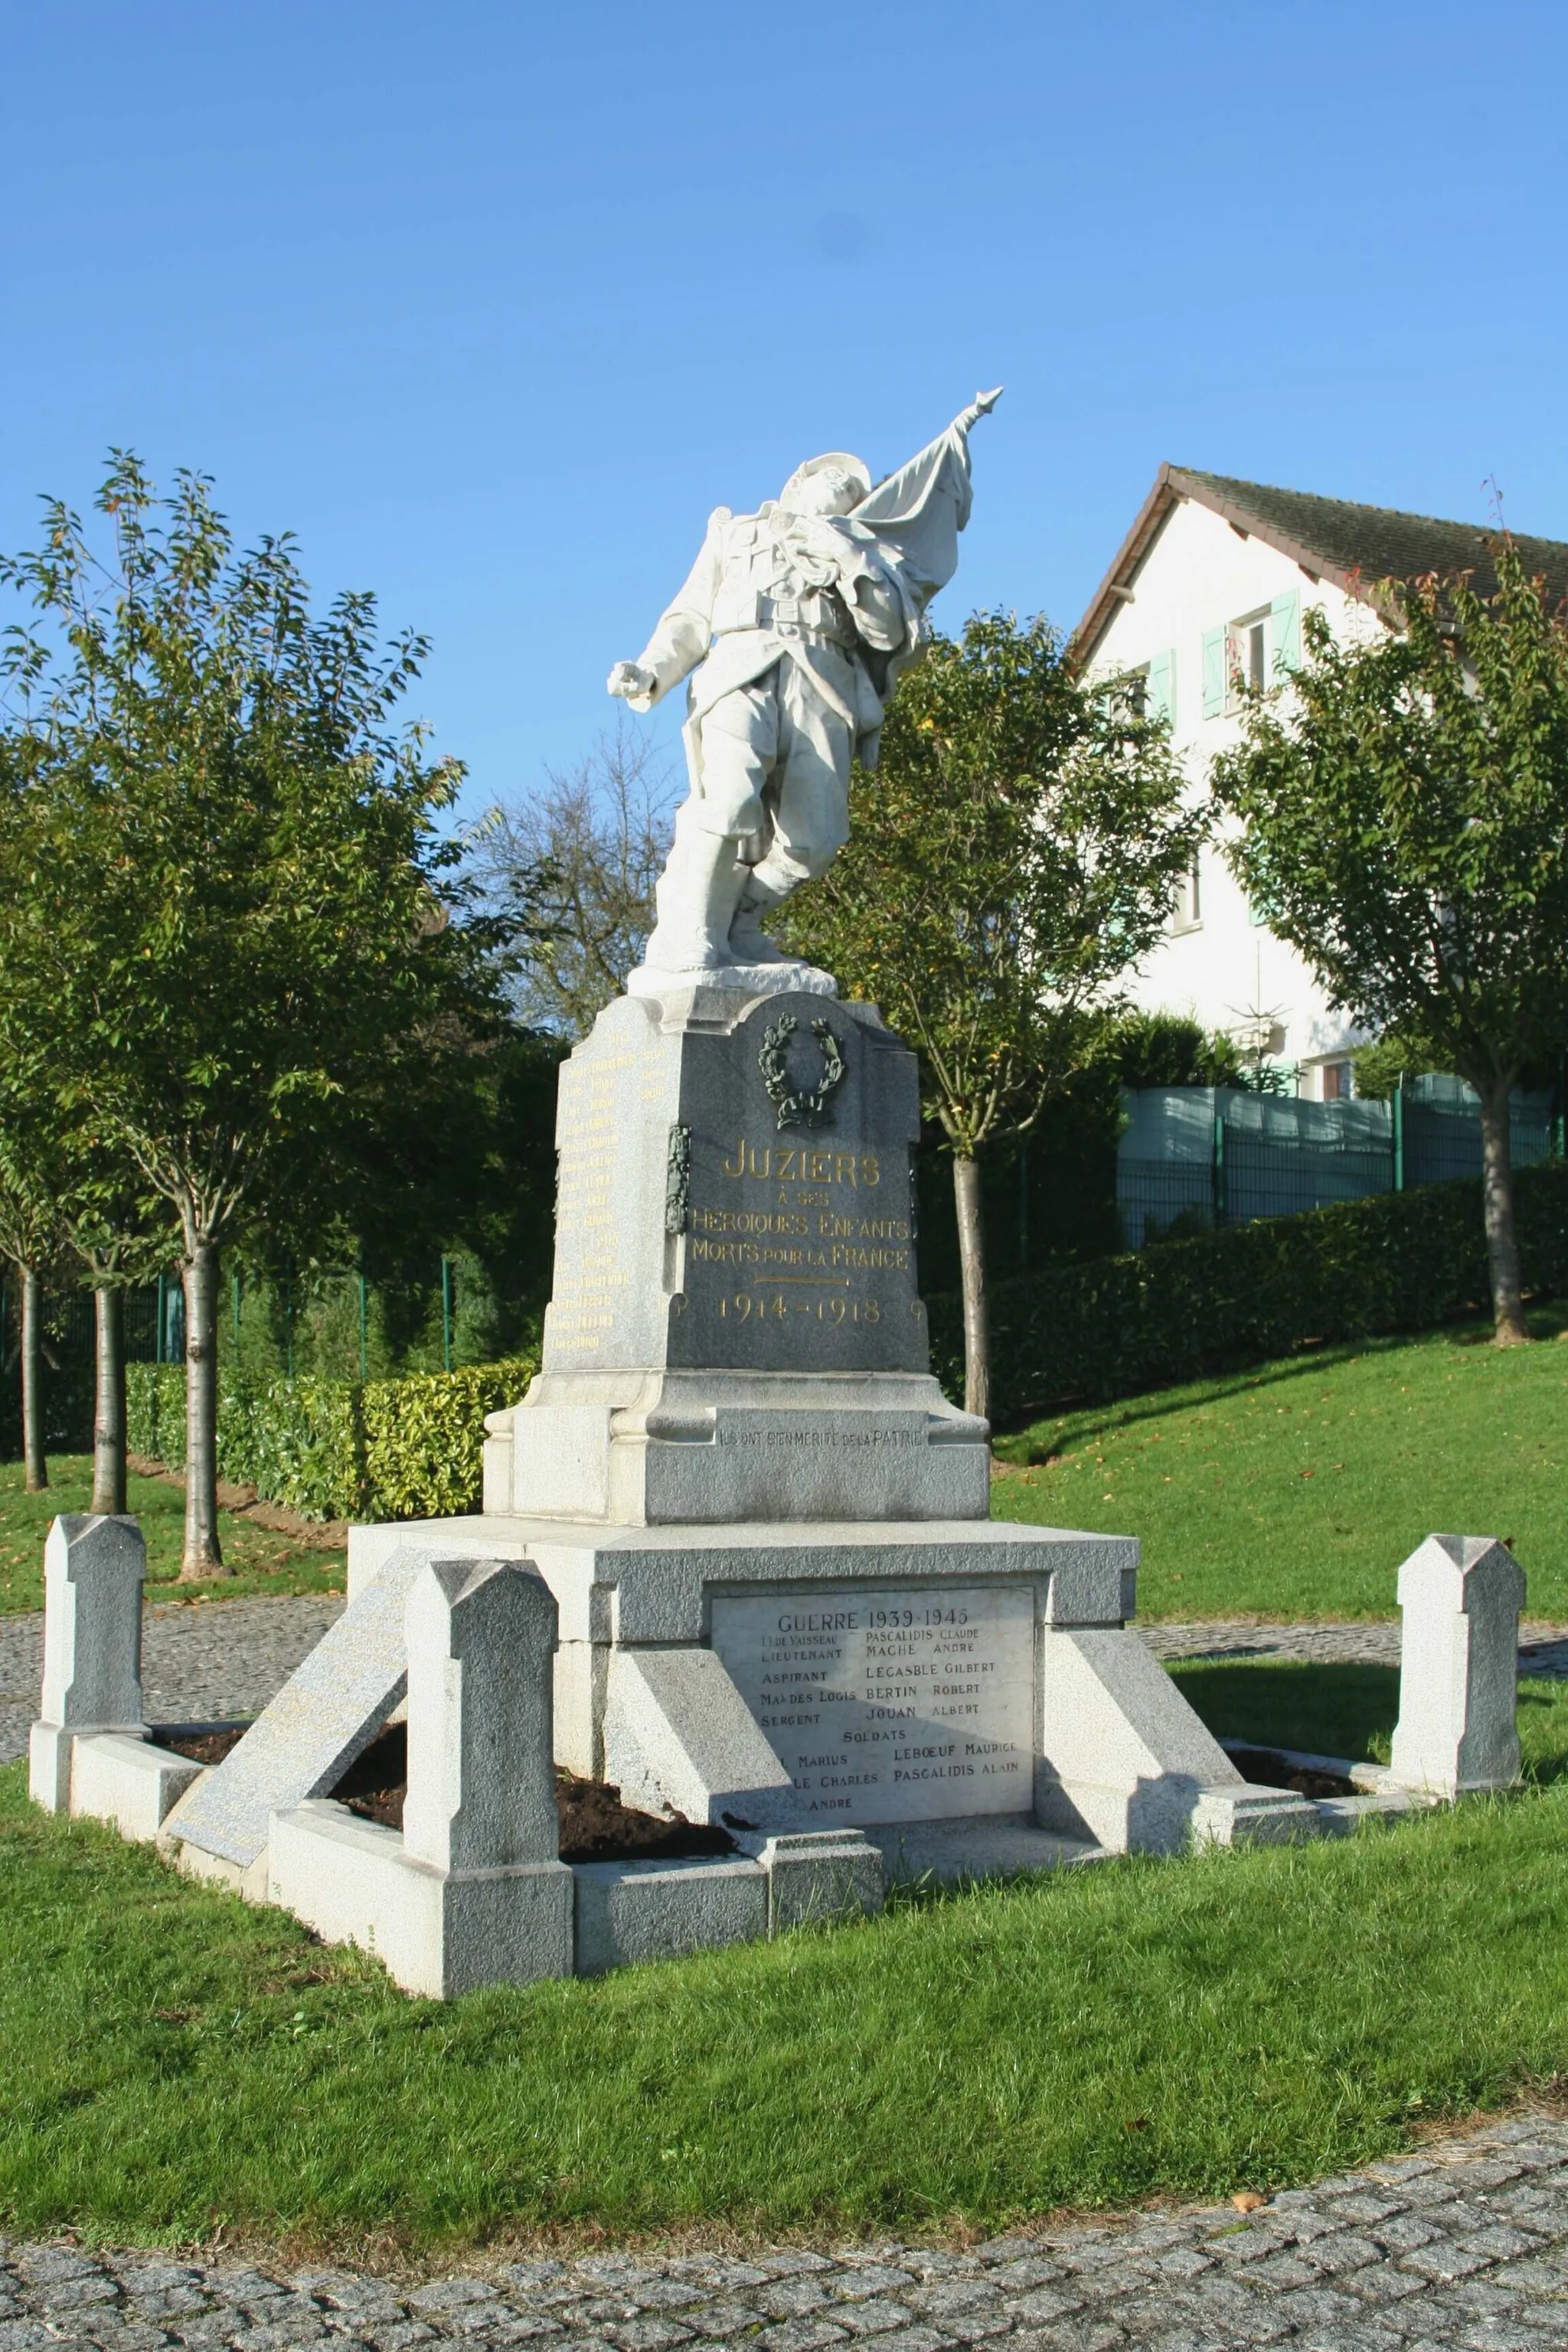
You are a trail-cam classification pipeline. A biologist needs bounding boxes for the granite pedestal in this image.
[160,975,1262,1978]
[347,979,1248,1873]
[481,986,990,1526]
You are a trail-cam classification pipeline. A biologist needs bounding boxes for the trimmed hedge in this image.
[926,1162,1568,1422]
[361,1365,534,1522]
[126,1357,538,1523]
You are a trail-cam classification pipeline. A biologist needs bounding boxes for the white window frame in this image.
[1105,662,1150,722]
[1171,853,1203,936]
[1225,607,1272,712]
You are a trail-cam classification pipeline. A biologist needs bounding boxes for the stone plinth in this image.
[345,1511,1235,1857]
[482,985,987,1526]
[347,1512,1139,1802]
[1389,1534,1526,1798]
[70,1733,203,1841]
[1032,1625,1243,1852]
[267,1804,573,2001]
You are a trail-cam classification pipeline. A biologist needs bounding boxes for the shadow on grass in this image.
[1518,1681,1568,1786]
[1169,1658,1568,1786]
[993,1297,1568,1458]
[1170,1660,1400,1764]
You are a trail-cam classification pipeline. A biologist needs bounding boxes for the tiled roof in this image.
[1178,469,1568,603]
[1073,462,1568,665]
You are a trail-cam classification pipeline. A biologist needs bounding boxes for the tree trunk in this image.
[91,1285,127,1515]
[180,1237,227,1576]
[953,1152,991,1425]
[1478,1077,1530,1346]
[21,1266,46,1494]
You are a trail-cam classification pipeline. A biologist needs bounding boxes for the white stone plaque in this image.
[709,1583,1034,1824]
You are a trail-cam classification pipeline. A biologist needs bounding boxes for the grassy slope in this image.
[989,1305,1568,1621]
[0,1458,345,1615]
[5,1731,1568,2249]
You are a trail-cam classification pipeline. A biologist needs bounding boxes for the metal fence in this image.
[0,1257,473,1383]
[1117,1076,1561,1250]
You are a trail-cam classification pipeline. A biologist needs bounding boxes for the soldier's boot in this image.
[643,819,748,972]
[728,865,799,964]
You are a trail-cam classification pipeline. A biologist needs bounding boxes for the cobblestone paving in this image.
[5,1600,1568,1771]
[5,2114,1568,2351]
[0,1596,345,1766]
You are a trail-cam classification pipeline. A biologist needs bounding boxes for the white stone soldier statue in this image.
[609,389,1001,983]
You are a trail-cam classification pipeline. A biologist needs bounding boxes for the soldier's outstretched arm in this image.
[608,510,727,713]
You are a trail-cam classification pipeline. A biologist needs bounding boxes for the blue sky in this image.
[4,2,1565,817]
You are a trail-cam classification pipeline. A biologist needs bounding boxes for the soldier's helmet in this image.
[778,452,872,516]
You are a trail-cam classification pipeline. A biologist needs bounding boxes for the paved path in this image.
[6,1600,1568,1771]
[4,2112,1568,2350]
[0,1595,346,1766]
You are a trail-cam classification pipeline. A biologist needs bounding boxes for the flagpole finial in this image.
[956,386,1003,433]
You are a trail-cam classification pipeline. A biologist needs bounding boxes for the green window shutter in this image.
[1201,626,1225,717]
[1146,648,1176,727]
[1270,588,1302,676]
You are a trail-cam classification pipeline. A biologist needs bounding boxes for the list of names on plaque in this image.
[709,1583,1034,1824]
[547,1047,638,1360]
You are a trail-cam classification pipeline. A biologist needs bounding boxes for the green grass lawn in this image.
[0,1457,345,1615]
[5,1740,1568,2252]
[991,1302,1568,1621]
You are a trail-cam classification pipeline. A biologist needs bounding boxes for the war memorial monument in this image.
[33,390,1519,1997]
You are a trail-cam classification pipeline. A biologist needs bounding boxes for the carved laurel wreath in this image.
[759,1015,846,1132]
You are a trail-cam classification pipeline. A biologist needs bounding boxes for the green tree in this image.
[0,730,166,1511]
[0,453,507,1568]
[0,1159,63,1494]
[0,1104,161,1512]
[1213,537,1568,1346]
[779,611,1203,1420]
[1348,1025,1443,1103]
[478,722,675,1038]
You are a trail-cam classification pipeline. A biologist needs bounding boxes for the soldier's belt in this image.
[714,591,854,647]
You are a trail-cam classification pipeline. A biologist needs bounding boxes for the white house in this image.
[1073,467,1568,1099]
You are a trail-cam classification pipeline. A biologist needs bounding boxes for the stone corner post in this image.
[1389,1534,1525,1798]
[29,1514,146,1814]
[402,1555,561,1873]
